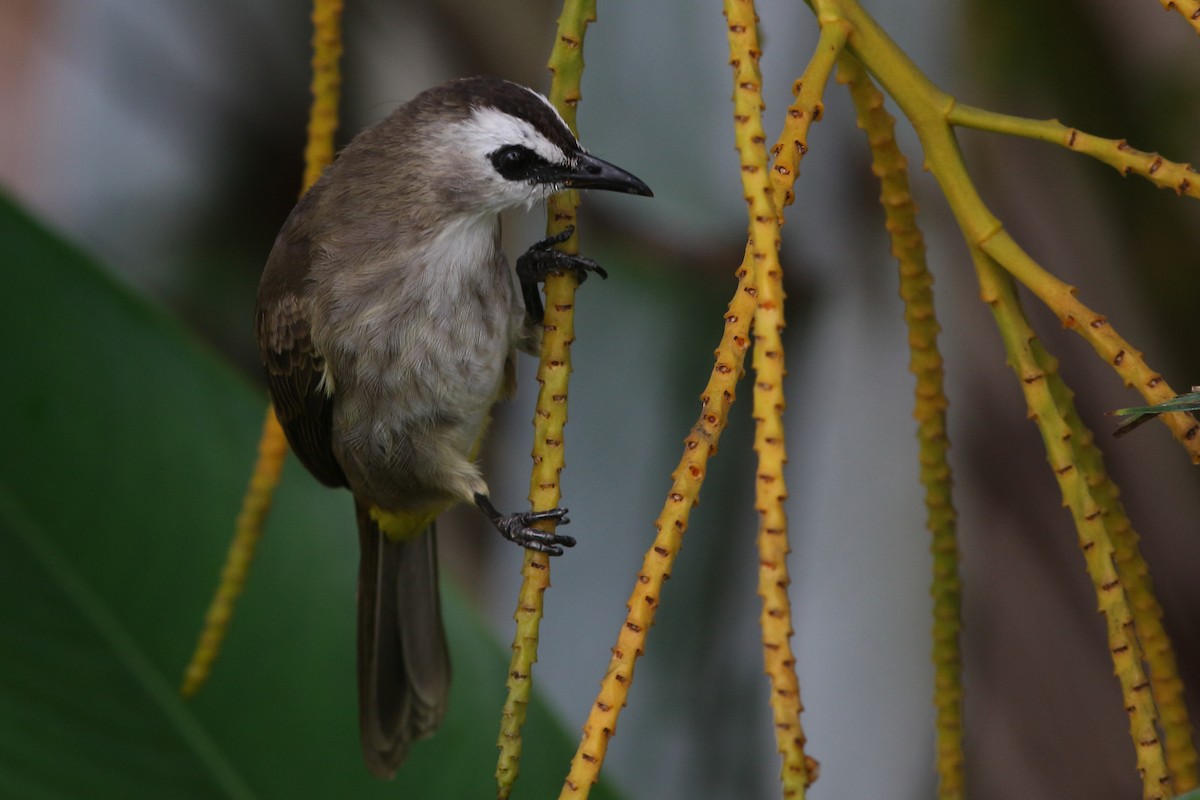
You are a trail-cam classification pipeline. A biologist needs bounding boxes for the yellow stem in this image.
[496,1,595,797]
[728,2,841,795]
[839,53,964,800]
[1035,340,1199,790]
[302,0,344,192]
[559,11,841,798]
[973,247,1173,800]
[947,105,1200,202]
[807,4,1198,791]
[181,0,343,697]
[1152,0,1200,35]
[811,0,1200,463]
[181,410,288,695]
[558,254,757,800]
[768,21,849,212]
[980,232,1200,461]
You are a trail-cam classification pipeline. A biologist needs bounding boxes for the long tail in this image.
[355,502,451,778]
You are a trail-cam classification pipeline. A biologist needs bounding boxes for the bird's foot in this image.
[516,225,609,285]
[475,494,576,556]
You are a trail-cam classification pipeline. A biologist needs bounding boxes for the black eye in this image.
[490,145,542,180]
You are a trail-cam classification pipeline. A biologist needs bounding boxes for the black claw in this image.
[523,507,571,524]
[516,226,609,287]
[536,226,575,249]
[475,494,576,556]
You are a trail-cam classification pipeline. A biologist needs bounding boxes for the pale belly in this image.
[327,289,519,510]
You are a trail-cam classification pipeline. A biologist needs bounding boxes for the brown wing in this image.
[255,215,347,488]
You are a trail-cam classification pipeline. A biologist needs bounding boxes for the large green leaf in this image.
[0,193,616,799]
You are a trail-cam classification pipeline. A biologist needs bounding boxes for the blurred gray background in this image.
[4,1,1200,797]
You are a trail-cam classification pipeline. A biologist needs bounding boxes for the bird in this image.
[254,76,652,778]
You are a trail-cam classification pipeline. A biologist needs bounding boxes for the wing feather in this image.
[255,217,347,488]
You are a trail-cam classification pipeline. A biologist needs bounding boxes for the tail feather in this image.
[355,502,450,778]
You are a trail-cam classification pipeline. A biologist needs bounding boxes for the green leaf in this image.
[0,192,616,799]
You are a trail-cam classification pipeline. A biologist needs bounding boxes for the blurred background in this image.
[3,0,1200,797]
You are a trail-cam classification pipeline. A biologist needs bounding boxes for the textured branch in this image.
[559,8,834,797]
[947,106,1200,201]
[1036,342,1198,791]
[839,53,964,800]
[979,233,1200,462]
[557,255,757,800]
[726,1,831,795]
[496,2,596,797]
[181,0,343,697]
[730,0,800,785]
[768,21,849,212]
[813,0,1200,463]
[1153,0,1200,35]
[973,248,1173,800]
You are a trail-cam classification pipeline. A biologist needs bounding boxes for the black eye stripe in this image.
[490,145,550,180]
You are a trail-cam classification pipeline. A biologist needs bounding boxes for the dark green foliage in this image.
[0,193,616,799]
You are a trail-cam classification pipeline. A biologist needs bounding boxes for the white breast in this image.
[319,212,522,439]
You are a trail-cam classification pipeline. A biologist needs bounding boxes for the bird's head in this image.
[410,76,653,214]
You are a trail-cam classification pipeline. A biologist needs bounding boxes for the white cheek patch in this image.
[452,107,569,170]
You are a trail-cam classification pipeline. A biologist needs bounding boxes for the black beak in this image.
[552,152,653,197]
